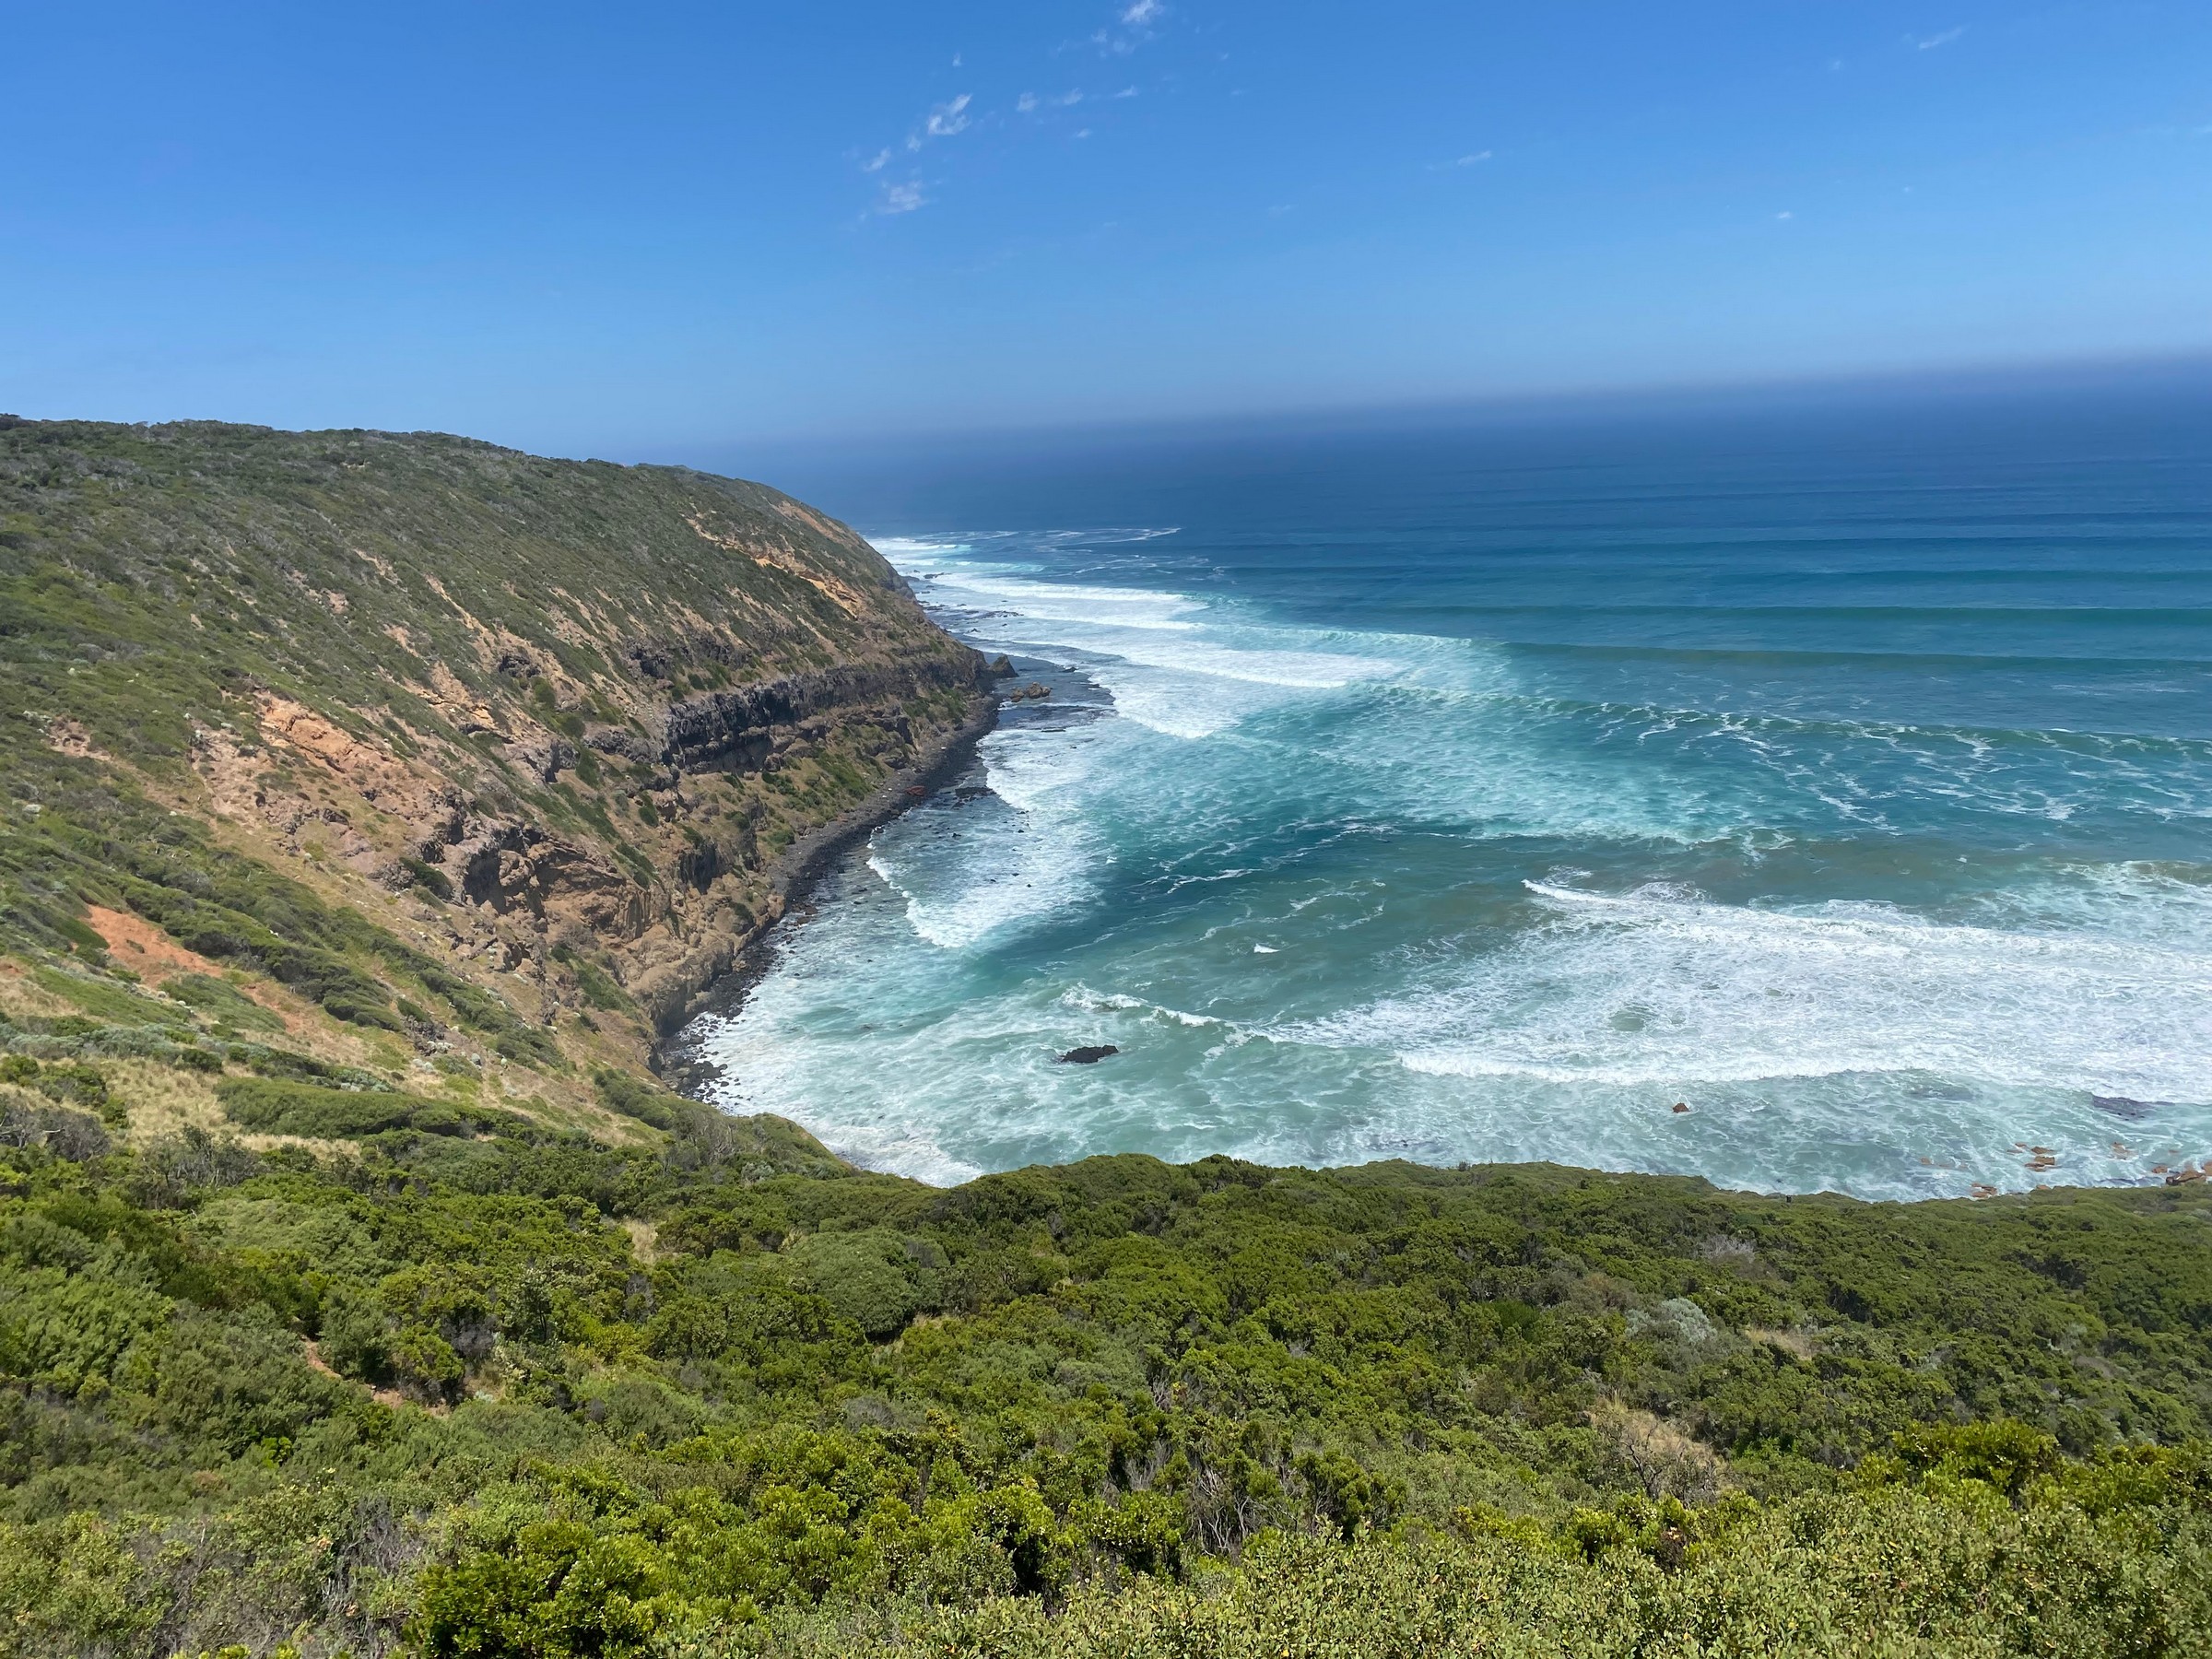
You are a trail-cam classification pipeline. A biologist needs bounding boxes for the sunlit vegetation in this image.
[1,1090,2207,1656]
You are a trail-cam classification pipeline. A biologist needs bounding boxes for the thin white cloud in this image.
[894,90,974,157]
[1115,85,1139,99]
[1912,26,1966,50]
[861,87,978,210]
[924,93,973,138]
[1018,89,1085,114]
[1454,150,1492,167]
[1776,209,1794,220]
[1087,0,1163,57]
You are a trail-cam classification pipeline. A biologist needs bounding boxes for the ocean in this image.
[683,373,2212,1199]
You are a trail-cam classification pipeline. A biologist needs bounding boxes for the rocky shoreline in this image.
[653,688,1002,1095]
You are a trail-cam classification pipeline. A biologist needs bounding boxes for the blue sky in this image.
[3,1,2207,454]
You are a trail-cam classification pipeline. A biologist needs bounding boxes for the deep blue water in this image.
[687,377,2212,1197]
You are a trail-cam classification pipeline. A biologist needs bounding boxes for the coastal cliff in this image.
[5,419,2211,1659]
[0,416,989,1139]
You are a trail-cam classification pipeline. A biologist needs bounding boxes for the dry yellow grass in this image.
[0,959,76,1019]
[1589,1400,1729,1502]
[106,1059,229,1143]
[1745,1326,1819,1361]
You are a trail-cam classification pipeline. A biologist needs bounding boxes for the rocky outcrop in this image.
[633,688,1001,1038]
[660,654,982,774]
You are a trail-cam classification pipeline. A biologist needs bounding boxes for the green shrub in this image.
[160,973,285,1033]
[215,1077,525,1139]
[390,1324,466,1404]
[593,1066,683,1130]
[215,1077,429,1138]
[786,1229,938,1340]
[401,857,454,901]
[315,1285,393,1383]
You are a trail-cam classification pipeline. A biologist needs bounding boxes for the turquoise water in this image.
[686,386,2212,1197]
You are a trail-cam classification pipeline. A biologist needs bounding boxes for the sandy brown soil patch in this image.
[256,693,429,807]
[45,717,104,759]
[302,1340,410,1410]
[81,906,301,1030]
[85,905,227,981]
[688,512,870,616]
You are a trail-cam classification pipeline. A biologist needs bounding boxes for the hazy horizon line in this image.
[663,347,2212,477]
[7,346,2209,476]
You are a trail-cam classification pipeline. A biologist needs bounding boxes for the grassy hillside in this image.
[0,416,986,1146]
[4,416,2210,1656]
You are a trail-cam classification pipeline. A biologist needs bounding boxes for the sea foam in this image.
[684,492,2212,1199]
[1279,880,2212,1104]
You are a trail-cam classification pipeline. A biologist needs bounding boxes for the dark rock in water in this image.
[1055,1044,1119,1065]
[1908,1082,1975,1101]
[1020,681,1051,700]
[986,654,1016,678]
[2091,1095,2167,1122]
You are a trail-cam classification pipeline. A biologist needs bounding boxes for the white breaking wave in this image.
[1278,880,2212,1101]
[881,535,1407,740]
[685,526,2212,1201]
[924,571,1203,631]
[1064,985,1228,1029]
[865,724,1111,950]
[870,536,977,559]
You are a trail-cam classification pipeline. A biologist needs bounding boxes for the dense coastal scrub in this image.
[1,1100,2208,1656]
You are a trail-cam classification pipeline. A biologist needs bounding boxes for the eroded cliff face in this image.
[333,650,992,1036]
[0,418,988,1124]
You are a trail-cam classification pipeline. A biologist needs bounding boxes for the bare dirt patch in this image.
[86,905,226,980]
[81,906,300,1030]
[45,717,103,759]
[303,1339,410,1410]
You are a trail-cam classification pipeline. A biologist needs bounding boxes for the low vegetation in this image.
[0,1078,2207,1656]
